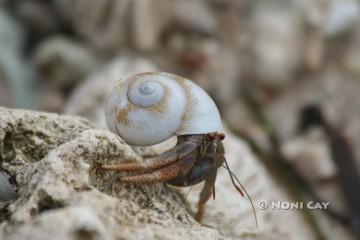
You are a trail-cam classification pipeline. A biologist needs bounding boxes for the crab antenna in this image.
[224,160,244,197]
[222,162,258,228]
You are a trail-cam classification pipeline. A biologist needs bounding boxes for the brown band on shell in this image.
[116,103,135,127]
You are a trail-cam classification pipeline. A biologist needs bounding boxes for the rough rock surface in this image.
[0,107,227,240]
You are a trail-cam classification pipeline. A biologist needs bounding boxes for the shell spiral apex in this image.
[105,72,223,146]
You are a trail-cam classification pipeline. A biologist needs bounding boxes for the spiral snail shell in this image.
[105,72,223,146]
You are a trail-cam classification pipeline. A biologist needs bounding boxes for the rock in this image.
[265,68,360,219]
[295,0,326,71]
[213,132,352,240]
[169,0,218,35]
[195,46,241,105]
[324,0,360,37]
[296,0,326,28]
[342,31,360,76]
[0,9,38,108]
[343,46,360,76]
[131,0,169,51]
[295,0,360,38]
[223,100,271,153]
[0,107,90,172]
[32,36,99,112]
[252,1,304,88]
[0,107,225,240]
[15,0,60,44]
[282,128,337,181]
[6,206,113,240]
[56,0,169,52]
[64,57,158,128]
[38,87,66,113]
[265,68,360,162]
[56,0,131,52]
[33,37,99,90]
[281,128,347,214]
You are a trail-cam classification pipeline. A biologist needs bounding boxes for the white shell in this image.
[105,72,223,146]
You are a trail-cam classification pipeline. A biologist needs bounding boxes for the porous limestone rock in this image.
[0,107,225,240]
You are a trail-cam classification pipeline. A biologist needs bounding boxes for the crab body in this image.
[103,132,225,221]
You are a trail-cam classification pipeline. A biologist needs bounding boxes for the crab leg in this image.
[118,153,197,183]
[102,135,202,172]
[195,167,217,222]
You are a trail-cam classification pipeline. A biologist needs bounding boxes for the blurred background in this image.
[0,0,360,239]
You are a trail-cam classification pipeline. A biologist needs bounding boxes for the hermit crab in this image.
[103,72,253,222]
